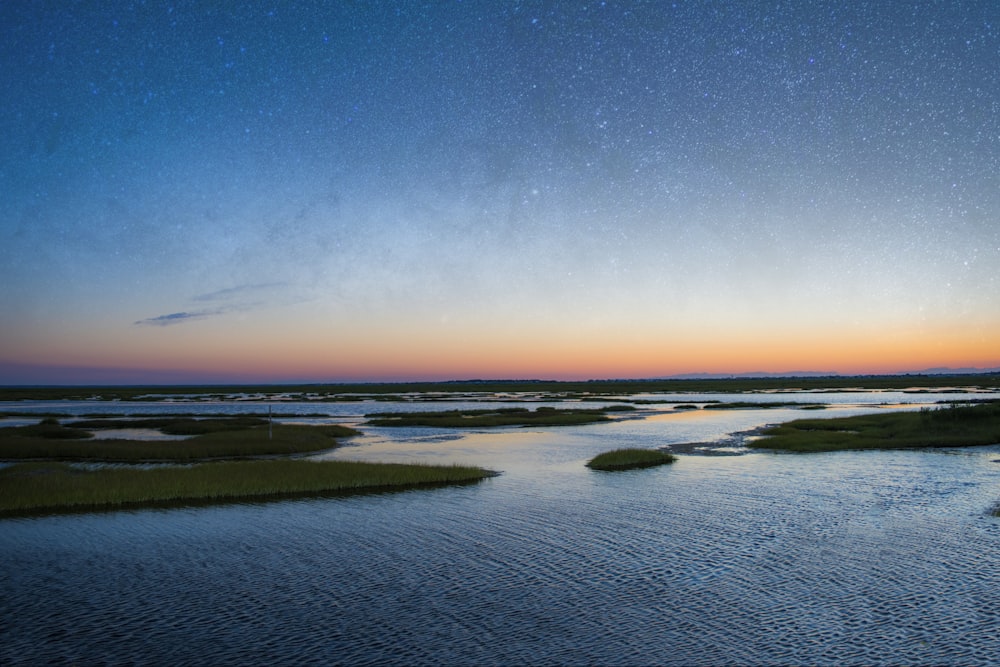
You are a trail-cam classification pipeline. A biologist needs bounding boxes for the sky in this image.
[1,1,998,384]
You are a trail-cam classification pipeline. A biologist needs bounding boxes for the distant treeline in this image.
[1,374,999,401]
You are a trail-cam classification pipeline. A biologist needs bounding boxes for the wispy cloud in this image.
[134,309,226,327]
[134,282,293,327]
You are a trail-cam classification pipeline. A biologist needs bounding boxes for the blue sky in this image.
[2,1,998,384]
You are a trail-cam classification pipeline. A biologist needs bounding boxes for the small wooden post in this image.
[268,404,273,440]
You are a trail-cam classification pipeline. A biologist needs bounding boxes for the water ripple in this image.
[4,440,1000,665]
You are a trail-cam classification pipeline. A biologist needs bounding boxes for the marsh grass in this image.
[0,423,358,461]
[586,448,677,471]
[10,420,94,440]
[751,401,1000,452]
[366,406,633,428]
[0,417,495,516]
[69,416,269,435]
[0,460,495,515]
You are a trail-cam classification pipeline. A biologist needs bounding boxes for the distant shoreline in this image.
[2,373,999,402]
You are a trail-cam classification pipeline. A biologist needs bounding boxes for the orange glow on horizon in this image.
[5,312,998,383]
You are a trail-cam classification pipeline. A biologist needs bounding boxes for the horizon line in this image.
[3,368,1000,389]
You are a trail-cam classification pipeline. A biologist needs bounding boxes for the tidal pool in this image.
[2,393,1000,666]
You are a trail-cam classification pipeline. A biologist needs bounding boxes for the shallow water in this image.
[3,393,1000,666]
[88,428,191,441]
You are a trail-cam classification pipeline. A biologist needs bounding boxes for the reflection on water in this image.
[3,392,1000,666]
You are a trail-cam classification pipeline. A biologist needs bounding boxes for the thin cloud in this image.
[135,282,299,327]
[134,309,225,326]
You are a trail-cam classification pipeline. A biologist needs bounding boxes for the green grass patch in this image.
[0,460,495,516]
[0,417,495,516]
[586,448,677,471]
[750,401,1000,452]
[69,416,269,435]
[0,422,358,462]
[6,418,94,440]
[366,406,632,428]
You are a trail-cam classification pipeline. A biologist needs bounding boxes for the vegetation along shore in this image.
[0,417,357,462]
[750,401,1000,452]
[2,373,998,402]
[366,406,634,427]
[0,416,494,516]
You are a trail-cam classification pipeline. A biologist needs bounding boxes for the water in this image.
[3,392,1000,666]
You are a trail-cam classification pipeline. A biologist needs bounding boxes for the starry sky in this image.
[2,1,998,384]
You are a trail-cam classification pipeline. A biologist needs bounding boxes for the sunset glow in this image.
[2,3,998,384]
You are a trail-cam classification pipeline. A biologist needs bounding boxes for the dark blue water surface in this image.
[3,394,1000,666]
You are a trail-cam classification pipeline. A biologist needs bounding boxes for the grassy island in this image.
[0,460,494,516]
[750,401,1000,452]
[366,405,634,428]
[586,448,677,471]
[0,417,359,462]
[0,416,494,516]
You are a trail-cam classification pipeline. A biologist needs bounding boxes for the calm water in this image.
[3,393,1000,666]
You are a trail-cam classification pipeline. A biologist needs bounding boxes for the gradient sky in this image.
[2,1,998,384]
